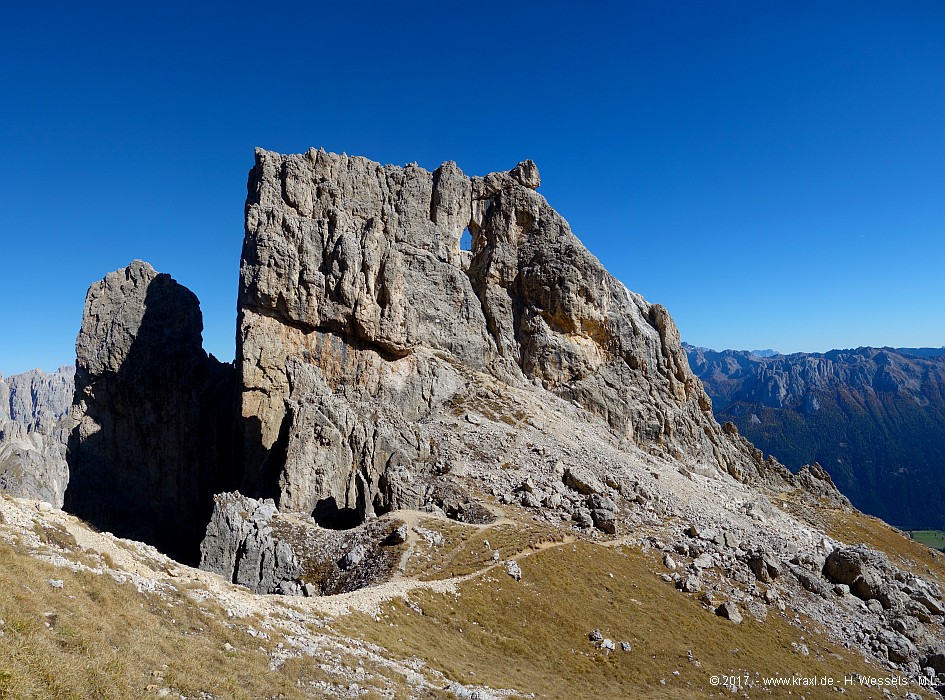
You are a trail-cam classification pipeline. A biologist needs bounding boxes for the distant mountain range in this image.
[685,344,945,529]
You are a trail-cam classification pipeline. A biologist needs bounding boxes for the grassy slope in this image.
[344,538,898,699]
[1,499,936,700]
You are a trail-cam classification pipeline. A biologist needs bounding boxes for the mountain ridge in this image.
[686,343,945,528]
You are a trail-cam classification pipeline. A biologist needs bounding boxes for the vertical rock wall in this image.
[237,148,770,525]
[63,261,237,564]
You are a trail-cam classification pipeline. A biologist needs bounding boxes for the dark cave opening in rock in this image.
[311,496,362,530]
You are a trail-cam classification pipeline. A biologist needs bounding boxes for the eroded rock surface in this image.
[237,148,784,526]
[200,492,300,593]
[200,491,406,595]
[0,366,75,505]
[64,261,238,564]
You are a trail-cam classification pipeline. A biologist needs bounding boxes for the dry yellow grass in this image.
[405,518,564,581]
[346,538,914,699]
[0,535,332,699]
[823,507,945,588]
[2,497,934,699]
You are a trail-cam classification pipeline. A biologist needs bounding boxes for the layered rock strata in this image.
[63,261,237,564]
[237,149,779,525]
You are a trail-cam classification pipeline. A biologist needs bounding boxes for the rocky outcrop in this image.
[199,491,406,595]
[199,492,300,593]
[237,148,779,526]
[0,366,75,506]
[63,261,238,564]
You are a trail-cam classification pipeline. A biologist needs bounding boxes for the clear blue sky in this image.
[2,1,943,375]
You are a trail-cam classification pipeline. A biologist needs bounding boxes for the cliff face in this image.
[687,345,945,528]
[236,149,777,524]
[63,261,238,564]
[0,366,75,505]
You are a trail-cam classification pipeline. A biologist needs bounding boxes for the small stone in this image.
[464,413,482,425]
[692,553,713,570]
[505,560,522,581]
[600,639,616,653]
[572,508,594,529]
[791,642,810,657]
[223,642,234,652]
[716,602,743,624]
[303,582,317,597]
[385,524,409,545]
[589,629,603,642]
[340,544,366,570]
[663,553,677,571]
[677,575,702,593]
[520,491,542,509]
[620,641,632,652]
[48,579,64,589]
[699,590,719,607]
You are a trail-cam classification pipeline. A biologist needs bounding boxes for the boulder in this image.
[199,492,300,593]
[746,548,781,583]
[822,545,893,602]
[564,467,605,496]
[591,509,617,534]
[716,602,743,624]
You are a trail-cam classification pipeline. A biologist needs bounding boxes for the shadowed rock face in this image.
[63,261,237,564]
[237,149,776,525]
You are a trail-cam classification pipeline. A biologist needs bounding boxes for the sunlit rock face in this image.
[0,366,75,506]
[236,148,770,526]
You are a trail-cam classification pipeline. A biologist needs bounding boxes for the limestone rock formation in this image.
[199,492,300,593]
[64,261,238,564]
[0,366,75,505]
[237,148,780,526]
[200,491,406,595]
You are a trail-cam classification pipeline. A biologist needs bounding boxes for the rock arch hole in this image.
[460,226,472,251]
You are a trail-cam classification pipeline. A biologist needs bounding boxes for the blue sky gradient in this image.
[2,1,943,374]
